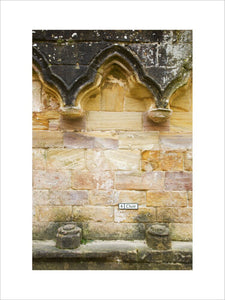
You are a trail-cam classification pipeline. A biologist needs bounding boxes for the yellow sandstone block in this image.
[141,150,183,171]
[124,96,146,112]
[157,207,192,223]
[101,82,124,111]
[184,150,192,171]
[147,191,187,207]
[33,170,71,190]
[115,171,164,190]
[103,150,141,171]
[170,112,192,133]
[89,190,118,206]
[119,132,159,150]
[170,77,192,112]
[46,149,85,170]
[72,206,113,222]
[87,112,142,131]
[33,131,63,148]
[118,190,146,205]
[36,206,72,222]
[188,191,192,207]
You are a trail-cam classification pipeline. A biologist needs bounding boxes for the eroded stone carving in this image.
[56,224,82,249]
[146,224,171,250]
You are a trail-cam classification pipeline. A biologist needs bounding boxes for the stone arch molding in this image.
[33,44,191,122]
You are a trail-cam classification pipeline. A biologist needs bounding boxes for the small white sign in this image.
[118,203,138,210]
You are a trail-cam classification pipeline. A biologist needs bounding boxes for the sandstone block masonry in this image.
[32,30,192,241]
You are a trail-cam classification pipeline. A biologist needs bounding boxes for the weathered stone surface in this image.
[41,88,61,110]
[147,108,172,124]
[146,224,171,250]
[124,96,146,112]
[115,171,164,190]
[170,112,192,132]
[118,191,146,205]
[33,222,54,240]
[119,131,159,150]
[142,150,183,171]
[72,206,113,222]
[165,172,192,191]
[184,150,192,171]
[33,221,78,240]
[36,206,73,222]
[169,223,192,241]
[82,222,145,240]
[89,150,140,171]
[159,133,192,150]
[35,41,109,65]
[32,117,49,130]
[33,170,71,190]
[64,132,118,149]
[158,41,192,68]
[33,30,179,43]
[83,89,101,111]
[49,119,60,131]
[33,190,50,206]
[101,82,124,111]
[87,112,142,131]
[170,76,192,112]
[32,238,192,269]
[32,81,42,112]
[157,207,192,223]
[33,149,46,170]
[71,170,113,190]
[60,116,86,132]
[147,191,187,207]
[125,82,153,99]
[114,207,156,223]
[64,132,94,148]
[128,43,157,67]
[34,111,61,121]
[188,191,192,207]
[46,149,85,170]
[56,224,82,249]
[93,132,119,149]
[85,150,110,170]
[178,208,192,223]
[143,112,170,131]
[49,190,88,206]
[89,190,118,206]
[33,30,192,107]
[33,131,63,148]
[156,207,179,223]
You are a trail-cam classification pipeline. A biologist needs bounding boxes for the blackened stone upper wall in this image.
[33,30,192,106]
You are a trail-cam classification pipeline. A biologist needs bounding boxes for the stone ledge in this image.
[33,240,192,270]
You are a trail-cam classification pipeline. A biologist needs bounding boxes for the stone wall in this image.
[32,30,192,241]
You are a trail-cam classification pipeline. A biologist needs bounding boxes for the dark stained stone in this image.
[32,30,192,107]
[32,240,192,270]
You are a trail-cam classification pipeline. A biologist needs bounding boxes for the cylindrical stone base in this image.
[56,224,82,249]
[146,224,171,250]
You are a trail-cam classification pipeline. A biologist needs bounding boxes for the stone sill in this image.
[33,240,192,270]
